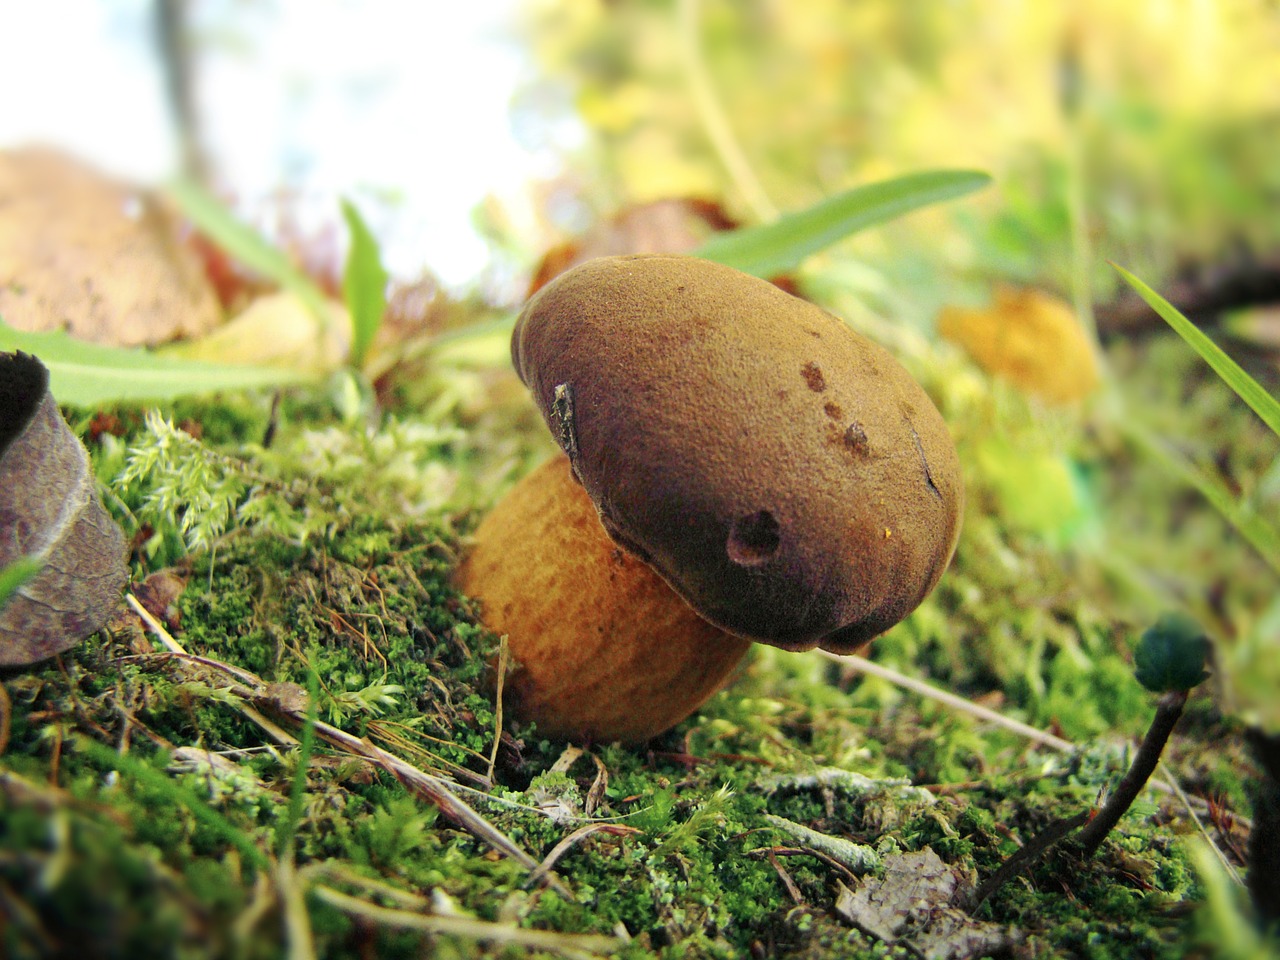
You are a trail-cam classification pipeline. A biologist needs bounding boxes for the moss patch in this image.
[0,327,1271,959]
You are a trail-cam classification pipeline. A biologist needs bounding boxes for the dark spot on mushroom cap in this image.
[801,362,826,392]
[511,254,963,650]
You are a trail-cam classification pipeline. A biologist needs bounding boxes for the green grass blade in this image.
[694,169,991,278]
[276,667,319,856]
[1114,264,1280,437]
[340,200,388,370]
[0,556,43,609]
[1124,422,1280,577]
[166,178,334,330]
[0,321,309,406]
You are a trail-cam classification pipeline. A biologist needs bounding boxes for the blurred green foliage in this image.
[516,0,1280,302]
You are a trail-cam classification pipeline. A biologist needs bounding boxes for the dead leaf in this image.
[262,681,310,716]
[527,198,739,297]
[0,352,127,665]
[835,848,1018,960]
[938,286,1100,405]
[133,568,188,631]
[163,290,350,373]
[0,147,221,347]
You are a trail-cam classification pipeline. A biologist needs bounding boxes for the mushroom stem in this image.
[456,455,752,743]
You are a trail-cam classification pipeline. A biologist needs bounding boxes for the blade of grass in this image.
[276,666,320,856]
[0,321,310,405]
[167,179,334,331]
[1121,422,1280,577]
[694,170,991,278]
[124,604,561,891]
[1113,264,1280,437]
[340,199,388,370]
[677,0,776,223]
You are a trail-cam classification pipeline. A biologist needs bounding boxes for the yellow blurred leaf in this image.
[163,291,350,374]
[938,286,1099,404]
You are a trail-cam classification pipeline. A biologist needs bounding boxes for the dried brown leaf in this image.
[835,849,1018,960]
[132,568,188,631]
[163,290,350,373]
[527,198,738,297]
[0,352,127,665]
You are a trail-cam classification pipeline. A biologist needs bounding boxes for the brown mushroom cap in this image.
[513,255,962,653]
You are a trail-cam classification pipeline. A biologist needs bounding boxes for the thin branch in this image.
[525,823,641,890]
[974,689,1196,907]
[487,634,509,784]
[125,603,563,895]
[970,810,1092,910]
[746,845,862,886]
[766,849,805,905]
[305,716,569,895]
[126,593,186,653]
[820,650,1074,751]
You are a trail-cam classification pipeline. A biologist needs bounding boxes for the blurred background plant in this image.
[516,0,1280,308]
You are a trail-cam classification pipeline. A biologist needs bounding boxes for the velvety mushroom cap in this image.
[512,255,962,652]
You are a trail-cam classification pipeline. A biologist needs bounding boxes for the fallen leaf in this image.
[133,568,188,631]
[938,285,1099,404]
[835,848,1017,960]
[527,198,738,297]
[0,147,221,347]
[0,352,127,665]
[162,290,351,374]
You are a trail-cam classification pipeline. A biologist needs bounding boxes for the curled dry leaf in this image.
[0,352,127,665]
[835,849,1017,960]
[0,147,221,347]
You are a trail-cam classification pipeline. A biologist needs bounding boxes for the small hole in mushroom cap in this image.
[726,511,781,566]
